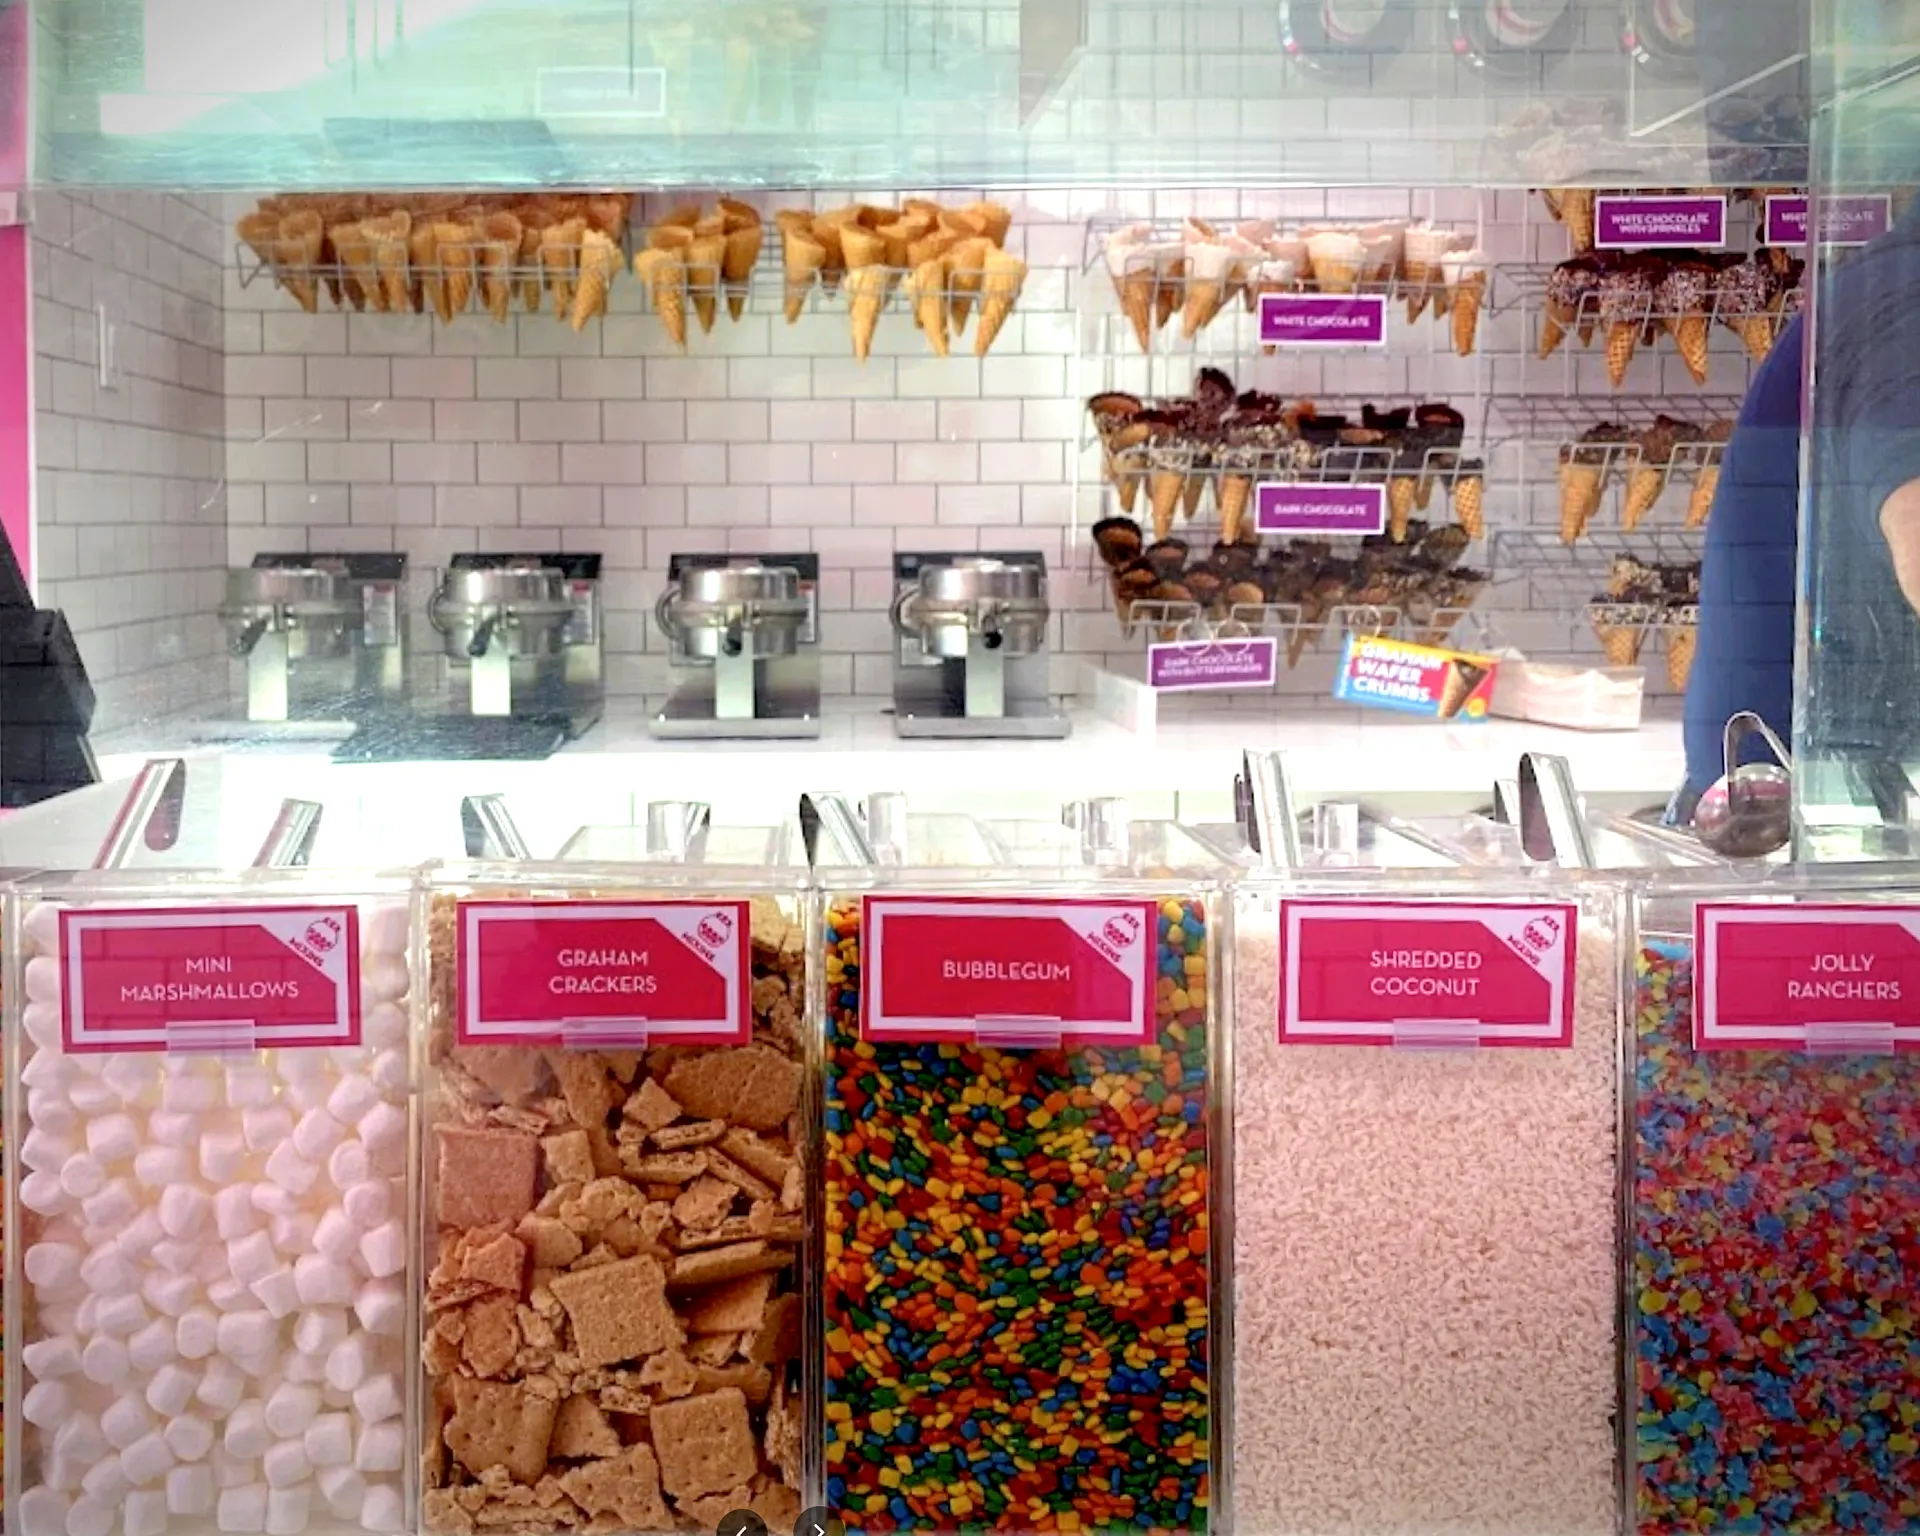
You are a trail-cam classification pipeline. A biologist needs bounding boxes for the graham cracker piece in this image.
[438,1127,542,1229]
[719,1127,795,1188]
[423,1489,473,1534]
[540,1129,596,1187]
[549,1254,683,1366]
[624,1152,708,1184]
[558,1444,672,1531]
[600,1052,641,1086]
[461,1231,528,1295]
[453,1046,547,1104]
[558,1177,641,1238]
[669,1215,768,1251]
[651,1388,758,1501]
[651,1118,728,1151]
[669,1241,791,1288]
[686,1272,774,1336]
[586,1123,625,1179]
[446,1377,557,1485]
[764,1381,800,1486]
[662,1047,802,1133]
[695,1363,772,1404]
[637,1349,700,1400]
[748,896,799,959]
[672,1176,737,1232]
[701,1150,777,1203]
[548,1052,620,1131]
[780,1164,804,1213]
[462,1294,522,1379]
[752,1482,803,1535]
[624,1078,682,1133]
[677,1487,753,1530]
[550,1395,622,1460]
[516,1214,585,1269]
[685,1334,740,1366]
[746,1294,801,1366]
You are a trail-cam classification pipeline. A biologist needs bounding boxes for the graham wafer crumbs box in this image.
[418,864,813,1536]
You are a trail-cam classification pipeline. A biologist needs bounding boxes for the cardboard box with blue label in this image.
[1334,634,1498,721]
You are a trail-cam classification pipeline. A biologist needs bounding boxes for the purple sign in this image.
[1255,481,1386,536]
[1765,193,1891,248]
[1259,292,1387,347]
[1148,637,1279,692]
[1594,195,1727,250]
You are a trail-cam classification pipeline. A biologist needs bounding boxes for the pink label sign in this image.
[861,895,1157,1045]
[1255,481,1386,535]
[1764,194,1892,248]
[1694,902,1920,1051]
[456,900,750,1046]
[1595,195,1728,250]
[1259,292,1387,347]
[1148,637,1278,691]
[1278,899,1578,1046]
[61,905,362,1052]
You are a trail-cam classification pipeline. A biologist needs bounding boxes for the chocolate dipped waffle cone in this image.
[1149,466,1186,542]
[1666,626,1698,691]
[1451,474,1485,539]
[1592,616,1644,667]
[1389,476,1417,543]
[1687,462,1721,529]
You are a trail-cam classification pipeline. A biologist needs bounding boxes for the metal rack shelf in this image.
[1116,598,1489,658]
[1492,528,1704,603]
[1481,393,1747,441]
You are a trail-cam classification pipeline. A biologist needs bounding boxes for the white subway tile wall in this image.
[32,191,228,731]
[44,188,1756,723]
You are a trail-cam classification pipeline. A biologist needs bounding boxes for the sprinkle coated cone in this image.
[632,247,687,349]
[973,250,1027,358]
[1559,463,1603,543]
[1593,620,1644,667]
[569,229,621,332]
[847,265,889,361]
[1666,626,1699,691]
[1149,469,1185,541]
[1219,474,1253,543]
[1606,320,1638,387]
[1452,474,1485,539]
[1389,477,1417,542]
[1624,465,1665,531]
[1451,272,1486,357]
[1687,463,1721,529]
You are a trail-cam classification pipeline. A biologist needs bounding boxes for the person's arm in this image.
[1881,479,1920,613]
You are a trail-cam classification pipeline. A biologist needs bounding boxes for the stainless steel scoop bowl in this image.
[1693,711,1793,858]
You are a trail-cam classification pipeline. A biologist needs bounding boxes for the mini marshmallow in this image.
[168,1464,217,1516]
[243,1106,294,1153]
[364,1001,406,1050]
[22,1000,62,1049]
[224,1401,270,1458]
[22,952,62,1001]
[20,1170,73,1216]
[281,1075,332,1115]
[81,1180,140,1229]
[293,1308,348,1356]
[22,1378,72,1427]
[351,1374,401,1424]
[265,1381,322,1438]
[293,1255,355,1306]
[146,1111,201,1148]
[321,1384,352,1411]
[124,1491,169,1536]
[263,1438,309,1490]
[121,1431,177,1487]
[304,1412,352,1467]
[251,1182,299,1217]
[361,1484,404,1533]
[17,1488,70,1536]
[146,1363,198,1417]
[343,1179,391,1229]
[292,1106,345,1160]
[317,1467,365,1520]
[217,1485,270,1534]
[22,1047,70,1088]
[152,1239,200,1275]
[225,1063,276,1107]
[158,1183,211,1239]
[326,1141,370,1190]
[102,1395,155,1450]
[267,1487,311,1536]
[65,1496,115,1536]
[197,1357,246,1413]
[271,1212,318,1255]
[142,1269,200,1318]
[38,1302,80,1338]
[209,1447,256,1490]
[96,1292,150,1336]
[285,1352,328,1385]
[264,1141,318,1197]
[358,1219,406,1279]
[54,1413,107,1464]
[80,1336,130,1386]
[26,1242,82,1289]
[80,1459,130,1504]
[85,1114,140,1165]
[214,1183,263,1240]
[364,900,409,957]
[207,1276,250,1313]
[252,1264,302,1319]
[176,1308,220,1359]
[324,1334,369,1392]
[101,1052,159,1101]
[354,1421,403,1474]
[117,1209,167,1262]
[199,1130,247,1183]
[59,1154,106,1199]
[216,1310,276,1358]
[227,1231,278,1285]
[69,1078,120,1115]
[326,1073,380,1127]
[363,952,408,1003]
[312,1209,358,1261]
[371,1050,408,1099]
[129,1318,179,1372]
[353,1278,403,1337]
[133,1146,189,1188]
[27,1089,78,1135]
[41,1451,83,1495]
[161,1069,219,1113]
[23,1335,83,1379]
[358,1101,406,1155]
[22,1129,75,1173]
[78,1245,132,1295]
[165,1411,216,1464]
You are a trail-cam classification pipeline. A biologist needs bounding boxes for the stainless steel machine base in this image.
[893,698,1071,739]
[649,685,821,740]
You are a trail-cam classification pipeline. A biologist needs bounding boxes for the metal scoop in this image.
[1692,711,1793,858]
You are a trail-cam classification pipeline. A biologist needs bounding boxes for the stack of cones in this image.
[1589,606,1647,667]
[233,193,632,325]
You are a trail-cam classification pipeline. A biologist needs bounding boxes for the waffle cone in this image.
[362,212,412,314]
[911,258,949,357]
[1120,265,1155,352]
[1436,663,1480,720]
[840,225,886,273]
[517,219,545,312]
[480,212,522,323]
[435,222,476,317]
[1114,450,1147,515]
[1738,314,1774,362]
[1155,260,1183,329]
[1452,475,1485,539]
[1687,463,1721,530]
[275,211,324,313]
[1314,259,1360,296]
[409,220,441,317]
[632,247,687,349]
[236,211,279,267]
[569,230,622,332]
[330,221,385,313]
[1286,616,1323,668]
[1451,274,1485,357]
[1181,473,1208,522]
[685,233,726,333]
[1219,474,1254,543]
[973,251,1027,358]
[940,238,987,332]
[1559,463,1602,543]
[540,219,584,317]
[1538,301,1572,359]
[723,221,762,322]
[962,201,1014,245]
[1666,627,1699,691]
[1389,476,1417,542]
[1562,189,1596,252]
[1182,279,1224,338]
[1593,621,1644,667]
[782,230,827,323]
[1404,258,1437,322]
[1674,312,1711,384]
[1149,469,1185,541]
[1578,315,1597,348]
[1623,465,1665,530]
[1414,471,1438,511]
[847,265,888,361]
[1605,320,1638,387]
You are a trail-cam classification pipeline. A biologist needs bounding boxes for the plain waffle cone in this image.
[516,218,545,312]
[434,221,476,318]
[686,233,727,333]
[1403,259,1437,322]
[1539,301,1572,359]
[330,221,385,313]
[1606,320,1638,387]
[1623,465,1665,531]
[1120,265,1155,353]
[1155,260,1182,330]
[1593,621,1644,667]
[840,225,886,273]
[973,250,1027,357]
[1559,463,1603,543]
[910,258,949,357]
[782,229,827,323]
[962,201,1014,245]
[1737,314,1774,362]
[1562,189,1596,252]
[1687,463,1721,529]
[1666,627,1698,691]
[1389,476,1417,543]
[948,238,993,332]
[1149,469,1185,541]
[1451,273,1486,357]
[541,218,585,316]
[847,265,889,361]
[275,211,324,314]
[1673,312,1711,384]
[633,247,687,349]
[236,211,279,267]
[362,212,412,314]
[410,220,443,317]
[1218,474,1253,543]
[570,230,622,332]
[1451,475,1485,539]
[477,212,522,323]
[1182,278,1225,338]
[723,221,763,321]
[1181,473,1208,522]
[1114,451,1147,515]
